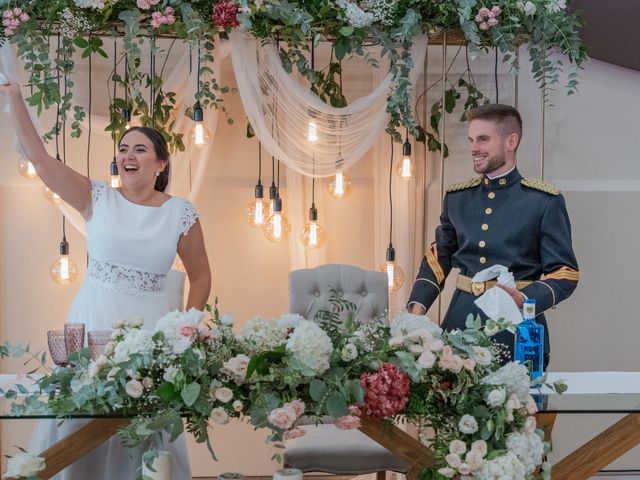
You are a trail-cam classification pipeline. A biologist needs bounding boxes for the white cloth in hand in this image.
[472,264,522,329]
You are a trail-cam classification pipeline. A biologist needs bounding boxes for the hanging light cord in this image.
[494,48,499,104]
[112,38,117,156]
[257,141,262,184]
[389,135,394,244]
[87,40,93,180]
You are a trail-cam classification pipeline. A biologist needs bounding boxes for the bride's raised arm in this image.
[0,80,92,219]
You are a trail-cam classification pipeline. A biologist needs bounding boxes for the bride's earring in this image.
[156,171,160,177]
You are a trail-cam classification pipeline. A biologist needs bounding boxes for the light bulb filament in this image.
[335,172,344,196]
[309,222,318,246]
[273,214,282,239]
[60,256,70,281]
[254,202,264,225]
[401,157,412,178]
[194,123,205,146]
[386,262,395,288]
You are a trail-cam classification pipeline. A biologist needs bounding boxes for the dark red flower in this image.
[359,362,410,417]
[212,0,239,28]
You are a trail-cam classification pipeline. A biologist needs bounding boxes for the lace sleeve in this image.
[179,200,199,236]
[91,180,107,204]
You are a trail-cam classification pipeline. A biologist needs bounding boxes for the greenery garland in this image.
[0,0,587,151]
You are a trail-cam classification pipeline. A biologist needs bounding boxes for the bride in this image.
[1,77,211,479]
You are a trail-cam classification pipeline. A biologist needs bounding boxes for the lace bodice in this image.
[86,181,198,295]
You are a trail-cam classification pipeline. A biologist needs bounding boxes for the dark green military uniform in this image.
[408,167,579,365]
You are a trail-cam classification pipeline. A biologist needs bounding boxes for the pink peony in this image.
[359,362,410,417]
[283,427,306,440]
[268,405,298,430]
[335,415,361,430]
[180,325,197,337]
[287,399,305,417]
[212,0,239,28]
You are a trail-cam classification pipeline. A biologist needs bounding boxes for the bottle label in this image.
[523,300,535,320]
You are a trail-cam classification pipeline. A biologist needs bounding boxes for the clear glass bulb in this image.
[42,184,62,204]
[301,221,327,249]
[17,157,37,179]
[396,155,415,179]
[50,255,79,285]
[110,174,122,188]
[264,212,291,243]
[378,261,405,291]
[327,171,353,198]
[307,120,318,143]
[189,122,211,148]
[247,198,269,227]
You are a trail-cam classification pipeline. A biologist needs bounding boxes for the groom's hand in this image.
[496,284,525,308]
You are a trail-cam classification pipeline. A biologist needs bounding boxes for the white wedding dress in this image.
[30,181,198,480]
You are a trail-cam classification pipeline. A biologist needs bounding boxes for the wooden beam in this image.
[38,418,129,479]
[359,419,435,480]
[551,413,640,480]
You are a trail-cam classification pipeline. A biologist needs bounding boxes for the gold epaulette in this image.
[521,177,561,195]
[446,177,481,193]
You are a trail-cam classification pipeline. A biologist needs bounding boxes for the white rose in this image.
[458,463,471,475]
[163,366,179,384]
[471,439,488,457]
[95,354,107,367]
[486,388,507,407]
[142,377,154,389]
[112,319,124,329]
[341,343,358,362]
[214,387,234,403]
[429,339,445,352]
[104,342,115,356]
[458,415,479,435]
[445,453,462,468]
[465,449,485,470]
[449,439,467,455]
[437,468,455,478]
[128,316,144,328]
[524,416,537,433]
[523,1,537,15]
[4,452,45,478]
[211,407,230,425]
[220,313,234,326]
[388,336,405,348]
[232,400,244,412]
[472,346,492,366]
[417,350,436,369]
[408,343,424,355]
[125,379,144,398]
[107,367,120,380]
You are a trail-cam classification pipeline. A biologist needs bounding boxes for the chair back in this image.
[288,264,388,324]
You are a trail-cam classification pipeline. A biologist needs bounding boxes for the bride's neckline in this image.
[115,188,173,208]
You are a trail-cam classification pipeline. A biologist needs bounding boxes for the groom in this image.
[406,104,579,367]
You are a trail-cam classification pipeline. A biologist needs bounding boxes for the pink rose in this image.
[491,5,502,15]
[475,14,484,22]
[19,13,28,22]
[142,377,154,389]
[180,325,197,337]
[214,387,234,403]
[211,407,230,425]
[283,427,306,440]
[471,439,487,457]
[463,358,476,371]
[232,400,243,412]
[449,439,467,455]
[445,453,461,468]
[12,7,22,15]
[268,406,297,430]
[287,399,305,417]
[465,450,485,470]
[478,7,491,17]
[479,22,489,30]
[334,415,361,430]
[125,379,144,398]
[487,17,499,27]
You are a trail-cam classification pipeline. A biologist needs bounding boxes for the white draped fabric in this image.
[0,38,230,236]
[230,31,428,177]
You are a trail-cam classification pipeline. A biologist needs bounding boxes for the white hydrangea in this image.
[277,313,305,332]
[286,320,333,375]
[360,0,396,26]
[238,316,288,352]
[475,451,526,480]
[112,328,154,364]
[4,452,45,478]
[334,0,374,28]
[516,0,537,16]
[390,312,442,338]
[155,308,203,355]
[506,431,545,474]
[481,362,531,402]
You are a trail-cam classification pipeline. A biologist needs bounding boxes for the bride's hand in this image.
[0,76,21,97]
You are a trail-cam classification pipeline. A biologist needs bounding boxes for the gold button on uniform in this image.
[499,178,507,186]
[483,178,489,185]
[479,240,486,248]
[481,223,489,231]
[480,257,487,264]
[485,208,493,214]
[488,192,496,199]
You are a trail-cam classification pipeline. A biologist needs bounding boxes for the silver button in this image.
[361,290,367,296]
[314,291,320,297]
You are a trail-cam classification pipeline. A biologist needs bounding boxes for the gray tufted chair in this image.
[284,264,410,479]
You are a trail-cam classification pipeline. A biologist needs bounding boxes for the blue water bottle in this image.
[515,298,545,379]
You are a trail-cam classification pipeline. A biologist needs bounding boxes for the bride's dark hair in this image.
[119,127,171,192]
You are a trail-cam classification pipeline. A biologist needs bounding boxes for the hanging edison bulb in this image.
[327,170,353,199]
[123,109,132,130]
[378,244,404,291]
[42,183,62,204]
[50,237,79,285]
[396,137,414,179]
[247,182,269,227]
[264,196,291,243]
[189,101,211,148]
[110,156,122,188]
[301,204,327,249]
[17,157,37,179]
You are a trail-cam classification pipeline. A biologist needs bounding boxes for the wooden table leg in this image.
[551,413,640,480]
[536,412,557,442]
[38,418,129,480]
[359,419,435,480]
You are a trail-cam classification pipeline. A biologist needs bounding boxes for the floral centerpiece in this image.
[2,294,564,479]
[0,0,587,148]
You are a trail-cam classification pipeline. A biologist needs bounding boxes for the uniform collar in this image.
[481,167,522,189]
